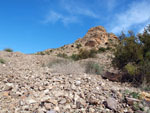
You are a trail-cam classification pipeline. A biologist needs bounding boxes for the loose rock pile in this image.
[0,51,149,113]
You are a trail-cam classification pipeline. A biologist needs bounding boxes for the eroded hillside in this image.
[0,51,147,113]
[0,26,150,113]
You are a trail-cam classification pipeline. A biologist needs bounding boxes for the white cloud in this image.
[110,0,150,34]
[106,0,117,11]
[95,0,118,12]
[44,11,62,23]
[68,7,98,18]
[43,11,78,25]
[43,0,99,25]
[61,0,99,18]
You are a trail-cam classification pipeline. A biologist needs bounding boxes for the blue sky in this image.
[0,0,150,53]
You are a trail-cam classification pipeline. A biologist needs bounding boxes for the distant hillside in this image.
[36,26,119,56]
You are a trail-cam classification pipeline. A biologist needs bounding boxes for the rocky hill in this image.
[37,26,118,56]
[0,26,150,113]
[78,26,118,48]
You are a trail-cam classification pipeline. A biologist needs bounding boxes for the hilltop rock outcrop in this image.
[37,26,118,56]
[82,26,118,47]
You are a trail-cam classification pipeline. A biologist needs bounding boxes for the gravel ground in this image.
[0,51,149,113]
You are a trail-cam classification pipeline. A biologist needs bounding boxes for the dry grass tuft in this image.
[47,58,85,74]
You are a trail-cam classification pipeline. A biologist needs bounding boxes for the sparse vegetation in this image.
[85,61,103,75]
[2,24,150,113]
[0,58,5,64]
[49,50,53,52]
[36,50,52,55]
[98,47,112,53]
[46,58,104,75]
[47,58,84,74]
[122,90,150,112]
[123,90,141,99]
[113,25,150,85]
[47,58,69,67]
[4,48,13,52]
[37,51,45,55]
[71,49,97,61]
[143,86,150,91]
[106,46,113,51]
[98,47,106,53]
[70,54,79,61]
[124,63,138,76]
[57,53,68,58]
[45,51,50,55]
[76,43,82,49]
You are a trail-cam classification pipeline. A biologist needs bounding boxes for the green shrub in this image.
[106,46,112,50]
[98,46,113,53]
[78,49,97,59]
[78,49,91,59]
[90,49,98,56]
[70,54,79,61]
[37,50,52,55]
[129,92,141,99]
[49,50,53,52]
[123,63,140,82]
[85,61,103,75]
[108,38,113,42]
[45,51,50,55]
[4,48,13,52]
[123,90,141,99]
[139,60,150,83]
[57,53,68,58]
[112,25,150,84]
[98,47,106,53]
[0,58,5,64]
[37,52,45,55]
[124,63,138,76]
[76,43,82,49]
[71,49,97,61]
[143,86,150,91]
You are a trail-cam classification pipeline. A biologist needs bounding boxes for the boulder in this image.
[102,71,122,82]
[103,97,118,111]
[125,97,140,106]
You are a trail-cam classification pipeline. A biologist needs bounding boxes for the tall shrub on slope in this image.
[112,25,150,84]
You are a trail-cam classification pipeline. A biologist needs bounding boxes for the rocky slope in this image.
[0,51,150,113]
[37,26,118,56]
[0,26,150,113]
